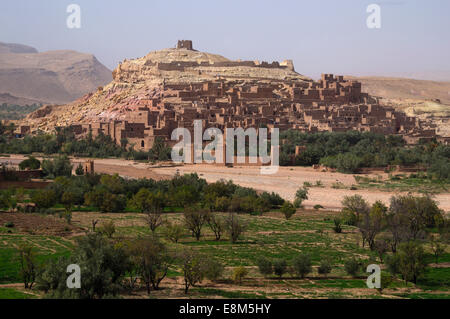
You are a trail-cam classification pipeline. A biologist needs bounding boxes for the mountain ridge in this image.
[0,42,112,105]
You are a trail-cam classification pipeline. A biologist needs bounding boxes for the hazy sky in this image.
[1,0,449,80]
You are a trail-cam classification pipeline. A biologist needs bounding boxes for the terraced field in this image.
[1,210,449,299]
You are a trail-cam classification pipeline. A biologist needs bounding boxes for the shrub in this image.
[292,254,312,278]
[256,257,273,277]
[75,163,84,176]
[4,221,14,228]
[318,258,333,277]
[340,209,358,226]
[162,222,185,243]
[32,189,56,209]
[293,187,308,208]
[232,266,248,284]
[303,181,312,188]
[344,258,360,277]
[313,204,323,210]
[225,213,246,243]
[36,233,129,298]
[98,220,116,239]
[204,258,225,282]
[41,155,73,178]
[332,218,342,233]
[19,156,40,170]
[214,196,231,212]
[273,259,288,278]
[379,273,393,293]
[259,192,284,208]
[280,201,296,220]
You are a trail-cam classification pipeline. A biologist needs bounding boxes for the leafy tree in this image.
[430,237,446,264]
[149,137,171,161]
[36,233,129,299]
[273,259,288,278]
[260,191,285,208]
[131,188,166,232]
[256,257,273,277]
[341,195,369,223]
[32,189,56,209]
[127,236,171,294]
[18,244,37,289]
[162,221,185,243]
[280,201,296,220]
[387,195,443,251]
[75,163,84,175]
[203,179,236,199]
[207,213,226,241]
[373,238,389,262]
[344,258,361,277]
[41,155,72,178]
[19,156,40,170]
[232,266,248,284]
[213,196,231,212]
[318,258,333,277]
[204,258,225,282]
[292,254,312,278]
[61,190,77,214]
[131,188,166,214]
[98,220,116,239]
[99,174,124,194]
[225,213,246,243]
[171,184,200,207]
[391,241,428,285]
[358,200,387,249]
[184,205,209,240]
[179,249,206,294]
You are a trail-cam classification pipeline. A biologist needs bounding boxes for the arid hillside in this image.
[0,42,112,105]
[345,76,450,104]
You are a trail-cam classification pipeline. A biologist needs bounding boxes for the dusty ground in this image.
[2,155,449,212]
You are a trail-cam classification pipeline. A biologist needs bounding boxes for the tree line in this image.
[0,124,171,162]
[280,130,450,178]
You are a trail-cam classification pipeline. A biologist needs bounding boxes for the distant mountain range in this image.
[0,42,112,105]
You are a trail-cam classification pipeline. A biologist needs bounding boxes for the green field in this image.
[1,210,449,299]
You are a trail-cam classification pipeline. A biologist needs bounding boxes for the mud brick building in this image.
[61,41,440,152]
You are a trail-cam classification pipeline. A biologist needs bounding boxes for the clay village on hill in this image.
[18,41,447,152]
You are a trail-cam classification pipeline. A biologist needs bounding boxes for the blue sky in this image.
[1,0,449,80]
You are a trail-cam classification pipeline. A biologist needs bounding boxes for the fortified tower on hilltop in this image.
[177,40,193,50]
